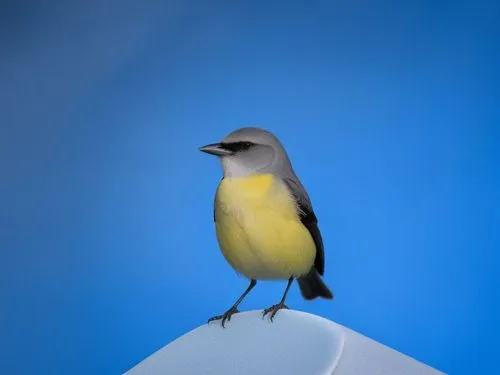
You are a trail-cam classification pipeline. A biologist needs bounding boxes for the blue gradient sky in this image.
[1,1,499,374]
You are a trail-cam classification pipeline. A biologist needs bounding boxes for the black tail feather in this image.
[297,269,334,300]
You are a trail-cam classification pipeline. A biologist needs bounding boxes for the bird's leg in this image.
[263,276,294,322]
[208,279,257,328]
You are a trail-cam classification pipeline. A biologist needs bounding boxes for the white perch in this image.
[125,310,445,375]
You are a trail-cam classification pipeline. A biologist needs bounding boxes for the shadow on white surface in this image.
[125,310,445,375]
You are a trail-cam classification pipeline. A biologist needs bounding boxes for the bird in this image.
[199,127,333,327]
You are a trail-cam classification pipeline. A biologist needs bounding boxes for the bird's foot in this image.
[208,306,239,328]
[262,302,289,322]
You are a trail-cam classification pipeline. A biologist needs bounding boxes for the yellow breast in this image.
[214,174,316,280]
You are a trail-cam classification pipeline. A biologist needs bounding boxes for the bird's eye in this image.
[220,141,254,152]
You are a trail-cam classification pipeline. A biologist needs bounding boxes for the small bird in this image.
[199,127,333,327]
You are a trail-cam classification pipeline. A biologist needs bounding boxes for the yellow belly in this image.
[214,174,316,280]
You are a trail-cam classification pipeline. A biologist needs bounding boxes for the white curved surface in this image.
[125,310,345,375]
[125,309,445,375]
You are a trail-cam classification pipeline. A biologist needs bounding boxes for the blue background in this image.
[1,1,498,374]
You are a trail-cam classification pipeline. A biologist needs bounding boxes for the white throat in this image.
[221,157,254,178]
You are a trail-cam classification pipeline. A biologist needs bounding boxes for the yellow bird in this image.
[200,127,333,327]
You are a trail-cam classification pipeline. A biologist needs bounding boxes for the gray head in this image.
[199,127,296,178]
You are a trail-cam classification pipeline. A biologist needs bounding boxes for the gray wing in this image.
[283,177,325,276]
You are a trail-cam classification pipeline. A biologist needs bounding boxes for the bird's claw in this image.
[208,306,239,328]
[262,303,289,322]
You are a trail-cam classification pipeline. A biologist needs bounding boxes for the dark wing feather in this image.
[283,178,325,275]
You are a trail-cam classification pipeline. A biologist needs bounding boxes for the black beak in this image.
[199,143,233,156]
